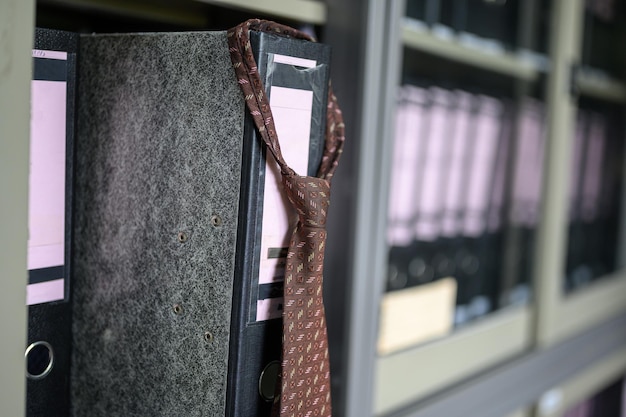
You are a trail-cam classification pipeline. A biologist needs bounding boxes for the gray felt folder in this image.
[71,30,330,416]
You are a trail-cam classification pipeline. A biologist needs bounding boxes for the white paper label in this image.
[32,49,67,60]
[378,278,457,355]
[272,54,316,68]
[257,87,314,287]
[27,279,65,306]
[28,80,67,271]
[27,50,68,305]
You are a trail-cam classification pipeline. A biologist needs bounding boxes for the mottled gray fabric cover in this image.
[72,31,244,416]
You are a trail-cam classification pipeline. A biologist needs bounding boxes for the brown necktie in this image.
[227,19,345,417]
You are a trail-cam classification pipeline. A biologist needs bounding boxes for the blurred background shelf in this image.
[576,69,626,103]
[401,21,542,81]
[197,0,327,24]
[350,0,626,416]
[551,272,626,344]
[536,346,626,417]
[375,305,532,415]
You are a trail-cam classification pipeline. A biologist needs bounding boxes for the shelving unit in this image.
[2,0,626,416]
[347,0,626,416]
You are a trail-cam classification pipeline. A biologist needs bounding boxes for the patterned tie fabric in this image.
[227,19,345,417]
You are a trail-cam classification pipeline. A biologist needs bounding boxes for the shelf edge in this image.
[375,306,532,415]
[576,70,626,103]
[198,0,327,24]
[553,271,626,343]
[401,24,540,81]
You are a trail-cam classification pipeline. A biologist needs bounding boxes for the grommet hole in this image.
[210,215,222,227]
[173,304,184,315]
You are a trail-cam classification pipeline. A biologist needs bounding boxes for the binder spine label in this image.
[255,54,318,322]
[28,50,69,305]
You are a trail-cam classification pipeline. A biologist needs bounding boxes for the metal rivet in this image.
[204,331,214,343]
[173,304,183,315]
[210,215,222,227]
[177,232,188,243]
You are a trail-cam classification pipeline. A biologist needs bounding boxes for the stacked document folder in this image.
[380,84,547,353]
[380,83,626,354]
[565,106,624,292]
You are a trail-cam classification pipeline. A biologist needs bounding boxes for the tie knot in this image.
[281,175,330,228]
